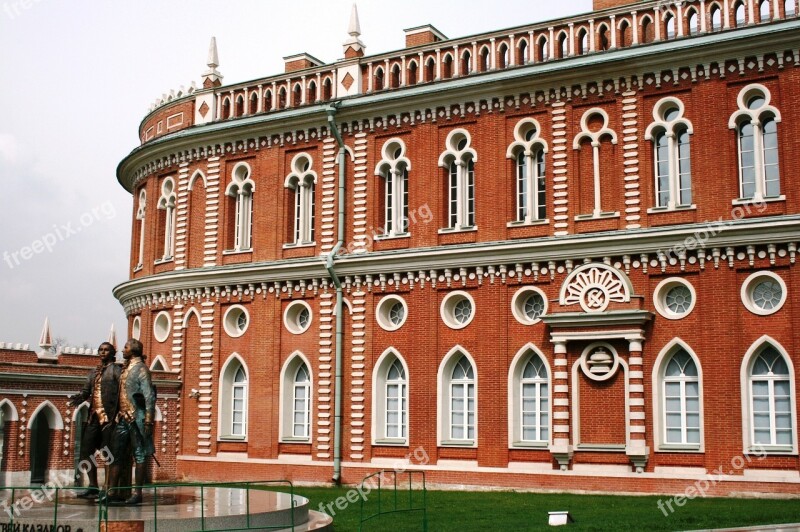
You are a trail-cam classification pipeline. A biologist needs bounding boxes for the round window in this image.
[511,287,549,325]
[223,305,250,338]
[376,296,408,331]
[153,311,171,343]
[284,301,313,334]
[440,291,476,330]
[741,271,787,316]
[653,278,696,320]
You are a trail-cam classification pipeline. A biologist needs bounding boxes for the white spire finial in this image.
[207,36,219,69]
[348,3,361,37]
[342,3,366,57]
[202,36,224,88]
[39,317,52,349]
[107,323,117,349]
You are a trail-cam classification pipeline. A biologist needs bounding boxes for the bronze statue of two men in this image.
[70,338,156,506]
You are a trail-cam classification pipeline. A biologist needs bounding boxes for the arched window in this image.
[573,109,618,217]
[498,43,509,68]
[135,189,146,268]
[786,0,797,16]
[375,139,411,237]
[284,154,317,245]
[688,9,700,34]
[390,64,401,88]
[322,78,333,100]
[280,354,312,441]
[264,89,273,111]
[710,4,723,29]
[439,349,476,444]
[760,0,772,21]
[479,46,490,71]
[278,87,287,109]
[645,98,694,209]
[425,57,436,82]
[442,54,453,79]
[219,356,248,439]
[730,85,782,201]
[438,130,477,230]
[619,20,632,47]
[307,80,317,103]
[157,178,177,261]
[577,28,589,55]
[743,341,795,451]
[537,36,549,61]
[461,50,472,75]
[249,92,259,114]
[235,95,244,117]
[642,16,654,43]
[507,119,548,223]
[509,347,550,446]
[598,25,610,50]
[662,350,700,445]
[735,1,747,25]
[225,163,255,251]
[221,97,232,119]
[407,61,418,86]
[292,83,302,106]
[664,13,676,39]
[373,350,408,443]
[518,39,529,64]
[292,364,311,438]
[557,32,568,58]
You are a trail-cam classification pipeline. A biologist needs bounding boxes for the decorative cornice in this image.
[543,310,653,328]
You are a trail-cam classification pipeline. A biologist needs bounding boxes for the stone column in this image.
[549,339,573,470]
[626,337,648,472]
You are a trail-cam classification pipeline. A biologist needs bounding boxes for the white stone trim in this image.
[740,270,787,316]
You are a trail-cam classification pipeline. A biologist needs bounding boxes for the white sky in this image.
[0,0,591,349]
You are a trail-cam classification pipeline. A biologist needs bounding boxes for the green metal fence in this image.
[358,470,427,532]
[1,479,299,532]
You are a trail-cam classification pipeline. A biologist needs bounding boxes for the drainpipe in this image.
[324,103,345,484]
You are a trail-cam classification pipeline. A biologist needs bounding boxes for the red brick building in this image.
[111,0,800,495]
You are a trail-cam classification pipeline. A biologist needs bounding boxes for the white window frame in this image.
[645,97,695,211]
[157,177,177,261]
[741,270,787,316]
[372,348,409,445]
[506,119,549,225]
[218,354,249,441]
[374,139,411,238]
[653,277,697,320]
[508,344,551,448]
[728,84,783,203]
[437,346,477,447]
[284,153,317,246]
[225,163,255,252]
[652,340,704,451]
[279,352,313,443]
[437,129,477,232]
[740,337,797,454]
[573,108,618,218]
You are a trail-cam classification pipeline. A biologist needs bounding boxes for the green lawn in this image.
[290,486,800,531]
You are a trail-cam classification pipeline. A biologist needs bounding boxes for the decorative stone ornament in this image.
[560,263,632,313]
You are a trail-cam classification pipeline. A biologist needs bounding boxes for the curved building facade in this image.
[113,0,800,494]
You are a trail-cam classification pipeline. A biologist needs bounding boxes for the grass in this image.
[288,485,800,531]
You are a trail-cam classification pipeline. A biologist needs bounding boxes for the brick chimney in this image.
[404,24,447,48]
[284,53,324,73]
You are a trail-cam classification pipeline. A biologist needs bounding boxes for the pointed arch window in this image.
[508,120,548,223]
[449,355,475,441]
[157,178,177,261]
[461,50,472,75]
[786,0,797,16]
[742,342,796,452]
[510,350,550,445]
[249,92,259,114]
[407,61,418,86]
[662,350,700,445]
[284,154,317,245]
[225,163,255,251]
[735,1,747,25]
[375,139,410,237]
[219,357,248,440]
[479,47,490,71]
[438,130,477,231]
[518,39,529,64]
[280,355,312,442]
[645,98,694,209]
[135,189,146,268]
[573,109,618,217]
[729,85,782,201]
[373,352,408,443]
[710,4,723,29]
[293,364,311,439]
